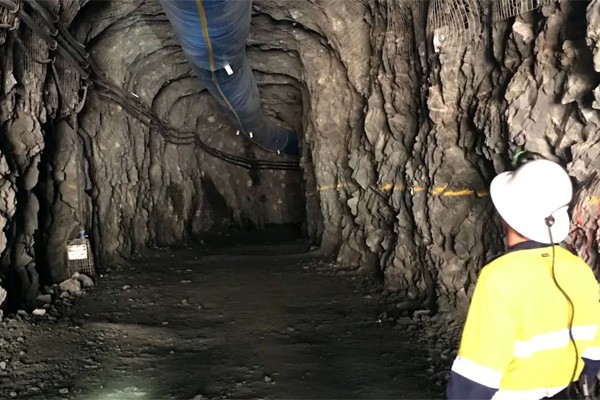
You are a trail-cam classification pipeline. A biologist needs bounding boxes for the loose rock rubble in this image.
[310,257,459,388]
[59,278,81,295]
[32,309,46,317]
[381,302,462,387]
[73,273,94,289]
[0,270,98,399]
[0,272,95,327]
[58,273,94,297]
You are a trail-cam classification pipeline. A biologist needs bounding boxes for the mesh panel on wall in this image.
[386,0,414,58]
[313,0,369,22]
[45,66,60,114]
[1,35,15,86]
[18,17,48,99]
[492,0,556,21]
[54,56,82,114]
[427,0,482,47]
[23,14,49,75]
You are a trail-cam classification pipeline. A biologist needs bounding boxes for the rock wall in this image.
[0,0,306,309]
[250,0,600,313]
[0,0,80,308]
[1,0,600,314]
[69,0,305,265]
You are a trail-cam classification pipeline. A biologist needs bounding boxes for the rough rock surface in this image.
[246,0,600,313]
[1,0,600,315]
[59,278,81,295]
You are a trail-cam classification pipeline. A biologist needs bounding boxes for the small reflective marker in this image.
[224,64,233,75]
[131,92,140,99]
[277,150,281,155]
[249,132,254,139]
[236,130,240,136]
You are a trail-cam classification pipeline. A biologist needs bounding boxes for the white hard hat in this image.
[490,159,573,244]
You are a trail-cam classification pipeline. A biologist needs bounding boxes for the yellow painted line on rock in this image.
[317,183,347,192]
[317,182,489,198]
[316,183,598,204]
[584,196,600,206]
[379,183,400,191]
[429,184,448,195]
[439,189,490,198]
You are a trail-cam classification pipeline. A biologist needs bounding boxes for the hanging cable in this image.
[0,0,19,14]
[546,216,579,399]
[15,5,57,49]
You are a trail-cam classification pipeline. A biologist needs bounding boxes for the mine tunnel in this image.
[1,0,600,399]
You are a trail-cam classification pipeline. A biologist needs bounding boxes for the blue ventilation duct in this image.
[159,0,299,155]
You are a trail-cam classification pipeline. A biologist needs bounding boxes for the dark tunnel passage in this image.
[2,0,600,398]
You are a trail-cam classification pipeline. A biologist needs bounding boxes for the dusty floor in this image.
[0,237,443,399]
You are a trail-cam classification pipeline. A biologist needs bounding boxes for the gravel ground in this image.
[0,239,448,399]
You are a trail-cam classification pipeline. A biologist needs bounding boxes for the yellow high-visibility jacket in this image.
[447,242,600,400]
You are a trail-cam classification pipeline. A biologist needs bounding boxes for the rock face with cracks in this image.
[1,0,600,315]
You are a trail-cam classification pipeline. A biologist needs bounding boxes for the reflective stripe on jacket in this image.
[447,242,600,400]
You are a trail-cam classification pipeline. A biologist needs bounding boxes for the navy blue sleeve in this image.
[582,357,600,382]
[447,371,498,400]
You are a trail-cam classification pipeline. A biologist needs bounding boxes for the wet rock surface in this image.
[0,242,441,399]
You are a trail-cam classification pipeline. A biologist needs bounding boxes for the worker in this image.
[447,151,600,400]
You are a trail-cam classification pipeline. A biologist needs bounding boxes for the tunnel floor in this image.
[0,237,441,399]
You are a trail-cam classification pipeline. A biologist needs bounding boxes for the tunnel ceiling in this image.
[1,0,600,313]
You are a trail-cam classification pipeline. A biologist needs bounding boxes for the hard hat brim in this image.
[490,171,570,244]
